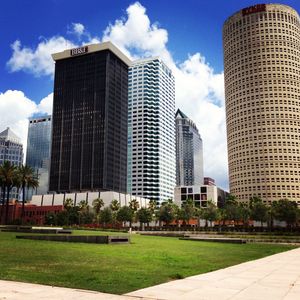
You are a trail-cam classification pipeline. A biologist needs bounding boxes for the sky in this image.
[1,0,300,190]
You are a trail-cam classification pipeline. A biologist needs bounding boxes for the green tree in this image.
[223,197,241,224]
[44,212,57,225]
[250,196,268,227]
[180,199,195,225]
[116,206,134,227]
[238,202,251,227]
[136,207,152,229]
[100,207,113,226]
[110,199,121,225]
[16,165,39,223]
[56,210,69,226]
[129,199,140,212]
[110,199,120,212]
[272,199,299,228]
[92,198,104,224]
[77,200,89,225]
[158,202,178,226]
[148,199,157,214]
[0,161,18,224]
[63,198,74,211]
[199,201,219,227]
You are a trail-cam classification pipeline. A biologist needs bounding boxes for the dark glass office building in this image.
[49,42,130,193]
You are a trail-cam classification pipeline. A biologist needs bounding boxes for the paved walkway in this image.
[0,281,136,300]
[0,247,299,300]
[127,247,300,300]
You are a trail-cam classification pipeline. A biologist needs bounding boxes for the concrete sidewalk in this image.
[0,281,136,300]
[0,247,299,300]
[127,247,300,300]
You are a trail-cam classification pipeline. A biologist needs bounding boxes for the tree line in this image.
[0,161,38,224]
[45,195,300,230]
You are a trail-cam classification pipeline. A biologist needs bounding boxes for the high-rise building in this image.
[176,109,203,186]
[127,57,176,203]
[0,127,23,199]
[223,4,300,204]
[49,42,130,194]
[25,115,52,198]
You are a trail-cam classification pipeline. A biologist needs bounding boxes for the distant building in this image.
[49,42,130,194]
[0,127,23,199]
[204,177,215,186]
[174,185,228,208]
[127,57,176,204]
[176,109,203,186]
[26,115,52,199]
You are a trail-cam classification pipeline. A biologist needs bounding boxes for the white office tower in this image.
[128,57,176,204]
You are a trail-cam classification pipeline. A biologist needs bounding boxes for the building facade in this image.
[174,185,228,209]
[127,57,176,204]
[49,42,130,194]
[0,127,23,199]
[26,115,52,198]
[31,191,150,209]
[176,109,203,186]
[223,4,300,205]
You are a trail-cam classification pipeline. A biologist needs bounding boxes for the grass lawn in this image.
[0,230,296,294]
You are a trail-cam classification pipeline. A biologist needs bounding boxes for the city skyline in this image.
[1,0,300,190]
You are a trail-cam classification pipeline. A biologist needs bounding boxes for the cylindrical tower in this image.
[223,4,300,204]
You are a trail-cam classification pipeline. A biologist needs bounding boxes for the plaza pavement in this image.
[0,246,299,300]
[127,246,300,300]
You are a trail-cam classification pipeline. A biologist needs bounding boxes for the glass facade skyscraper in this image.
[176,109,203,186]
[49,42,130,193]
[127,57,176,203]
[25,116,52,197]
[0,127,23,199]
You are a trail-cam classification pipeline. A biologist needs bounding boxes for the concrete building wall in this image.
[31,191,150,208]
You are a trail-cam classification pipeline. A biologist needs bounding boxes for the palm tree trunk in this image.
[21,184,26,224]
[0,186,5,224]
[5,186,10,224]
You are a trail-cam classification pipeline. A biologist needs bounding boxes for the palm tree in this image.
[92,198,104,214]
[17,165,39,223]
[92,198,104,224]
[63,198,74,211]
[148,199,157,214]
[110,199,120,212]
[0,161,18,224]
[129,199,139,212]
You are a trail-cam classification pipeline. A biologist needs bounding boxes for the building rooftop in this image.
[0,127,21,144]
[52,41,132,66]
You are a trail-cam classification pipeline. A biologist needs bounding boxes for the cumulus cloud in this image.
[38,93,53,115]
[5,1,228,189]
[0,90,53,160]
[72,23,85,37]
[7,37,76,77]
[102,2,172,64]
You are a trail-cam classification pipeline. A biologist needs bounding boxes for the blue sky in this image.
[1,0,300,189]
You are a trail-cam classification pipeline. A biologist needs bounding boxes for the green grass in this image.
[0,230,297,294]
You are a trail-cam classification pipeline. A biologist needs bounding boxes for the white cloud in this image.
[102,2,171,64]
[0,90,53,161]
[5,1,228,189]
[72,23,85,37]
[38,93,53,115]
[7,37,76,77]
